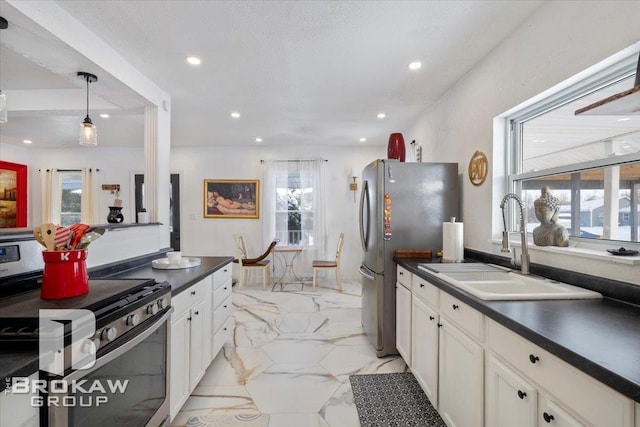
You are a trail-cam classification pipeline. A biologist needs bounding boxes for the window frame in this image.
[504,50,640,244]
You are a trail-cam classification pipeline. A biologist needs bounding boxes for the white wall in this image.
[407,1,640,284]
[26,147,144,226]
[171,144,384,283]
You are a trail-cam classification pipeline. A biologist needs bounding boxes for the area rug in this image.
[349,373,445,427]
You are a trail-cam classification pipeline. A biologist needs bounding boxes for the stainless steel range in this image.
[0,277,173,427]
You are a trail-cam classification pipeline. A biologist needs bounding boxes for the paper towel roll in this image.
[443,221,464,262]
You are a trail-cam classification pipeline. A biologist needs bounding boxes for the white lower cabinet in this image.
[411,296,439,408]
[438,317,484,427]
[538,394,585,427]
[487,319,634,427]
[0,373,39,427]
[169,262,233,421]
[486,355,537,427]
[396,281,412,364]
[399,267,638,427]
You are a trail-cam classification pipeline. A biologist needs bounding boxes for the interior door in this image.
[135,173,181,250]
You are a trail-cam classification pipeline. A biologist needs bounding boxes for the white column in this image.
[602,140,620,240]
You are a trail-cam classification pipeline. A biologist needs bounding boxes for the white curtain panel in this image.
[81,168,99,224]
[40,168,60,224]
[262,159,327,278]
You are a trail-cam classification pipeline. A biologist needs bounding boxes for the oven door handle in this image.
[64,308,173,382]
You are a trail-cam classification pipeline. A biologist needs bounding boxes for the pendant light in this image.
[77,71,98,146]
[0,17,8,124]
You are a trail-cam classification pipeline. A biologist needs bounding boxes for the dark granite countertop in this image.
[397,259,640,403]
[100,255,234,296]
[0,255,233,391]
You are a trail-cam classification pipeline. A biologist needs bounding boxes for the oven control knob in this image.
[147,303,159,315]
[82,339,97,355]
[126,314,141,327]
[101,327,117,342]
[157,298,168,309]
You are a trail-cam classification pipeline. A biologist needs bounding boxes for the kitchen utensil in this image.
[54,226,72,250]
[33,226,47,248]
[78,229,104,249]
[69,223,91,249]
[41,223,58,251]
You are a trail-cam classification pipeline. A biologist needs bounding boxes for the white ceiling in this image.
[0,0,545,149]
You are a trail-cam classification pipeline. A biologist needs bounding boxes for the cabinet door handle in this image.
[420,284,425,288]
[224,287,227,290]
[223,269,228,273]
[437,323,443,328]
[399,271,404,276]
[452,304,459,310]
[224,305,228,308]
[529,354,540,364]
[429,316,435,321]
[194,311,199,316]
[543,412,554,423]
[223,327,227,331]
[517,390,527,399]
[187,317,192,321]
[190,290,196,296]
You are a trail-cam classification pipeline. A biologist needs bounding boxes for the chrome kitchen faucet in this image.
[500,193,530,275]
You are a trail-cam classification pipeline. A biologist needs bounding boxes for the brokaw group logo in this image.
[4,309,129,408]
[39,309,96,375]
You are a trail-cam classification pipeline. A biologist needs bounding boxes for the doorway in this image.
[135,173,181,250]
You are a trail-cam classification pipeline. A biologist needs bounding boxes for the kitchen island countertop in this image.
[0,255,233,391]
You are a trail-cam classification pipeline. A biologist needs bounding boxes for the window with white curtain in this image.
[41,168,98,225]
[262,160,327,277]
[60,171,82,226]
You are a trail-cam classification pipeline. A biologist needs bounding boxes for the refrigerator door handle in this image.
[359,265,376,281]
[359,180,370,252]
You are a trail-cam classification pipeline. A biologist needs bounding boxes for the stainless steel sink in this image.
[418,263,602,301]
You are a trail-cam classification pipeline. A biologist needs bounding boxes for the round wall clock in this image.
[468,150,488,186]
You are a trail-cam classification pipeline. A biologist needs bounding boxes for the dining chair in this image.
[312,232,344,291]
[233,234,274,290]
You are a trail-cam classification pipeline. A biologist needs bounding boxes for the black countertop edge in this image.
[397,258,640,403]
[0,352,40,393]
[88,248,172,278]
[465,248,640,305]
[0,223,162,241]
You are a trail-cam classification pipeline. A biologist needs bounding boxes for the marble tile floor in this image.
[171,280,408,427]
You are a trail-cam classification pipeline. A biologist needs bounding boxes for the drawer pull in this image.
[529,354,540,364]
[429,316,435,321]
[187,317,192,321]
[452,304,459,310]
[190,290,196,296]
[224,287,228,290]
[543,412,554,423]
[224,305,228,308]
[223,327,227,331]
[194,311,199,316]
[437,323,443,328]
[420,284,425,288]
[517,390,527,399]
[399,271,404,275]
[223,269,228,272]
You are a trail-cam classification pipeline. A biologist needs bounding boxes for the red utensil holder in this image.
[41,250,89,300]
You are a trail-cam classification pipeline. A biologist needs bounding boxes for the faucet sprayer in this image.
[499,193,530,275]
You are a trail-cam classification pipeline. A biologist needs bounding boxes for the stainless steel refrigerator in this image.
[359,159,459,357]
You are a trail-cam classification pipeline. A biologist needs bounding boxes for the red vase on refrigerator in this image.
[387,133,406,162]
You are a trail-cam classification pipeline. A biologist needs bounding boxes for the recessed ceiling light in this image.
[617,117,631,122]
[408,61,422,70]
[231,112,240,119]
[377,113,386,119]
[360,138,367,142]
[100,113,109,118]
[186,56,201,65]
[23,139,32,144]
[255,138,263,143]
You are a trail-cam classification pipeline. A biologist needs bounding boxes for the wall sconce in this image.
[349,168,358,203]
[78,71,98,146]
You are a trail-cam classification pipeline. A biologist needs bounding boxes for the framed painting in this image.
[204,179,259,219]
[0,161,28,228]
